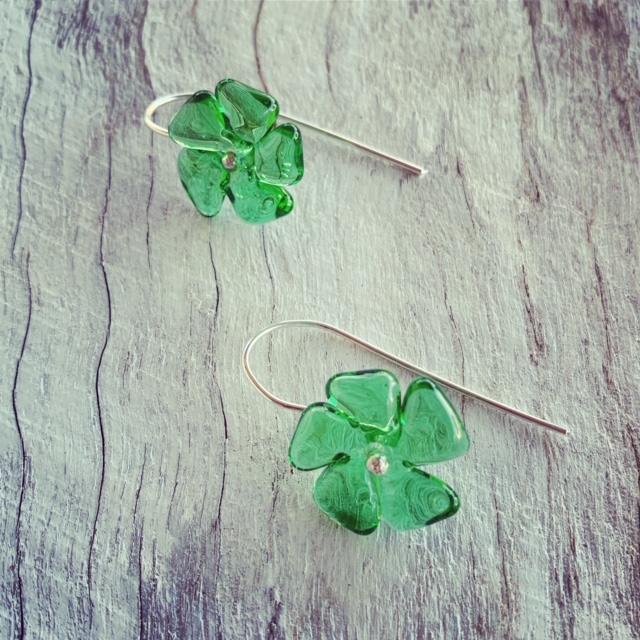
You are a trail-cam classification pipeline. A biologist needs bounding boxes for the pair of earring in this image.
[144,82,568,535]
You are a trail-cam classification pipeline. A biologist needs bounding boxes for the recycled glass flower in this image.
[289,370,470,534]
[168,79,304,223]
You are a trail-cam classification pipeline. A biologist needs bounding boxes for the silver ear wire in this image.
[242,320,569,436]
[144,93,427,176]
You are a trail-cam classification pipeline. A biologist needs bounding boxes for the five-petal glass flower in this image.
[168,79,304,223]
[289,370,470,534]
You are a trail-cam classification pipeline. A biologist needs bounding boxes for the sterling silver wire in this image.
[144,93,427,176]
[242,319,569,436]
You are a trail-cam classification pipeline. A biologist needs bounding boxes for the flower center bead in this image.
[221,151,237,170]
[366,454,389,476]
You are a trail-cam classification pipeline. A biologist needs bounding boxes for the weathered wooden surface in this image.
[1,0,639,638]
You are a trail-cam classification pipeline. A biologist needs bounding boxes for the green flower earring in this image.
[243,321,569,535]
[290,369,469,534]
[150,80,304,223]
[145,81,428,224]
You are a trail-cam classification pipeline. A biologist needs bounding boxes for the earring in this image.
[144,79,426,224]
[243,320,568,535]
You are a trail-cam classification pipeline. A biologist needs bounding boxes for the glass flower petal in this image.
[290,403,367,471]
[313,456,380,535]
[396,377,470,465]
[326,370,401,434]
[169,91,234,152]
[215,79,279,144]
[227,168,293,224]
[379,465,460,530]
[255,124,304,186]
[177,149,228,217]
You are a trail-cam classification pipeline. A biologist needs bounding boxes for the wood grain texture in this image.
[1,0,639,638]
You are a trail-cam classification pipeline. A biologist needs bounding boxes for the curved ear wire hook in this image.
[144,93,427,176]
[242,319,569,436]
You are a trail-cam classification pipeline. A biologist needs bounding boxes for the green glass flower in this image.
[289,370,470,534]
[168,79,304,224]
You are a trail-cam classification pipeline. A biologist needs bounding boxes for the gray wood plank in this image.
[1,1,639,638]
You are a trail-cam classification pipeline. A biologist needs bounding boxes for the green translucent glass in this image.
[327,370,401,434]
[227,166,293,223]
[215,79,279,144]
[396,377,470,465]
[177,149,229,217]
[255,124,304,186]
[168,91,233,152]
[377,464,460,530]
[289,403,366,470]
[168,79,304,223]
[289,370,470,534]
[313,456,380,535]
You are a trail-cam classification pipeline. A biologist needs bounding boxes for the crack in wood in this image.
[87,110,113,632]
[523,0,548,105]
[214,393,229,531]
[138,529,145,640]
[207,241,228,637]
[455,155,477,231]
[266,587,284,640]
[325,0,338,101]
[136,0,153,92]
[521,263,546,364]
[517,76,544,207]
[443,286,466,414]
[207,383,226,639]
[12,253,32,640]
[55,0,94,54]
[493,488,515,635]
[133,450,147,640]
[133,445,148,522]
[593,255,616,395]
[209,241,221,332]
[261,229,275,319]
[166,453,181,529]
[253,0,269,93]
[12,0,41,258]
[623,420,640,629]
[136,0,155,276]
[145,150,154,274]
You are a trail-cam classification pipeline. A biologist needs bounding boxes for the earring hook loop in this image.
[242,319,569,436]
